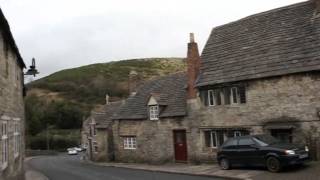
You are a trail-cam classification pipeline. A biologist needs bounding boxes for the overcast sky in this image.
[0,0,305,79]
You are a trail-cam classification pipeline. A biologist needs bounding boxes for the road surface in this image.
[26,154,223,180]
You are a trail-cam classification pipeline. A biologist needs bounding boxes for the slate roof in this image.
[113,73,187,120]
[197,1,320,87]
[92,101,123,128]
[0,9,25,68]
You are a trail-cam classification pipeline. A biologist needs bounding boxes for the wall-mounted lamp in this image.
[24,58,39,77]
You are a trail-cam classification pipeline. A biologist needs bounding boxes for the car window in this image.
[238,138,255,146]
[253,137,268,147]
[222,139,237,148]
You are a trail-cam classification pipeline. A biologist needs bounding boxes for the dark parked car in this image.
[217,134,309,172]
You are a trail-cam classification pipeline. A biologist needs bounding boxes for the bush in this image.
[28,135,48,150]
[27,129,81,151]
[51,135,79,151]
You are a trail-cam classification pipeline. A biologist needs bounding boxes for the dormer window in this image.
[149,105,159,120]
[147,93,164,121]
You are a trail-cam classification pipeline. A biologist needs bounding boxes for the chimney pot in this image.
[105,94,110,105]
[190,33,195,43]
[129,70,138,96]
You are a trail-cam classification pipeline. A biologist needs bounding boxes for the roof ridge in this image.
[198,0,320,87]
[211,1,310,32]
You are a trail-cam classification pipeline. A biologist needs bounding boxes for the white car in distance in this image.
[67,149,78,155]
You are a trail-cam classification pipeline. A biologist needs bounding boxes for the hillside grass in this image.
[25,58,186,150]
[29,58,186,105]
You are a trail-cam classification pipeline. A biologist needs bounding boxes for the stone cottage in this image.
[0,8,26,180]
[193,0,320,160]
[83,99,122,162]
[112,73,191,163]
[110,33,203,164]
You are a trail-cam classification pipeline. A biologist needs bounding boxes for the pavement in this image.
[25,157,49,180]
[25,170,49,180]
[94,160,320,180]
[94,162,262,180]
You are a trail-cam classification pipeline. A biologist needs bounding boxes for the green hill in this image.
[28,58,186,105]
[25,58,186,147]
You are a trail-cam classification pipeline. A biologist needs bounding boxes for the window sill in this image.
[124,148,137,150]
[1,162,8,171]
[14,153,19,159]
[202,147,219,153]
[206,104,245,109]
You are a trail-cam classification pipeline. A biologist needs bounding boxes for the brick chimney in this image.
[187,33,201,99]
[128,70,138,96]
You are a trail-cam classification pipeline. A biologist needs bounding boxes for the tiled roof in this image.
[113,73,187,120]
[92,101,123,128]
[0,9,25,68]
[197,1,320,87]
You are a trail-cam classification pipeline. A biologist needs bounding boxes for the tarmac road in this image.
[26,154,223,180]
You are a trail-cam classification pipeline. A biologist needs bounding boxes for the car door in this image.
[236,137,260,165]
[220,138,238,164]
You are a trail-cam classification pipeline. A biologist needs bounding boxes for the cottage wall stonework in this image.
[91,129,109,162]
[0,32,25,180]
[195,72,320,161]
[112,72,320,163]
[113,117,200,164]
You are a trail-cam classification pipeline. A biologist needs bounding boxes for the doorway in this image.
[173,130,188,162]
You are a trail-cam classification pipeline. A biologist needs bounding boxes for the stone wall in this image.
[112,117,200,164]
[112,72,320,163]
[195,72,320,161]
[0,32,25,179]
[91,128,109,162]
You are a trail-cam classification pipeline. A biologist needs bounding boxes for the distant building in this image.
[82,101,122,162]
[0,8,26,180]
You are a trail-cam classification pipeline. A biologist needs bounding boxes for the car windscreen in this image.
[253,135,279,146]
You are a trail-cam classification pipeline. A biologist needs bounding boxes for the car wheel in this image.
[219,158,231,170]
[266,156,281,172]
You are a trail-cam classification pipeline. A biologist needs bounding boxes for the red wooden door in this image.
[173,130,188,162]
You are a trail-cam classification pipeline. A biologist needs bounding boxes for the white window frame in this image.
[234,131,241,137]
[230,87,239,104]
[208,90,215,106]
[123,137,137,150]
[89,122,96,137]
[13,122,20,158]
[149,105,159,120]
[209,131,226,148]
[210,131,218,148]
[1,120,8,169]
